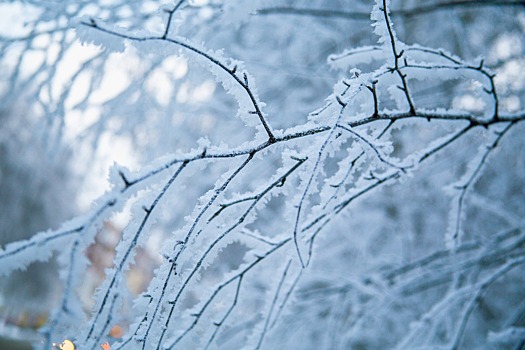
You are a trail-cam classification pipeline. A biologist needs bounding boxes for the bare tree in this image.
[0,0,524,349]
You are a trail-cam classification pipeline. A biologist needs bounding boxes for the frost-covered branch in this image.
[0,1,524,349]
[78,18,277,143]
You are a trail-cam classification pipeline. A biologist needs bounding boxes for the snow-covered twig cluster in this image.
[1,0,524,349]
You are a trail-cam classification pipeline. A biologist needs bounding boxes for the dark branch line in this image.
[257,1,525,20]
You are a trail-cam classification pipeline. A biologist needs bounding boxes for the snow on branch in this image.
[74,17,277,143]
